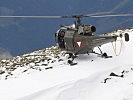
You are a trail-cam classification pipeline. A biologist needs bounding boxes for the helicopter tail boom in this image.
[92,35,117,47]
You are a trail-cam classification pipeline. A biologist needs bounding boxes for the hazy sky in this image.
[0,0,133,56]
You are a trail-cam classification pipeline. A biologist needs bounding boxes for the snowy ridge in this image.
[0,46,69,79]
[0,28,133,100]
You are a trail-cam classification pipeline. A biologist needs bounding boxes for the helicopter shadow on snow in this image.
[75,53,98,62]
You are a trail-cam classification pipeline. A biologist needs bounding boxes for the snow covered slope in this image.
[0,28,133,100]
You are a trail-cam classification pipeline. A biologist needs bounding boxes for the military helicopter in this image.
[0,13,132,65]
[54,13,132,62]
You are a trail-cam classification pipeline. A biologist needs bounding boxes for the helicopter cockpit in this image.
[55,24,97,50]
[55,28,66,49]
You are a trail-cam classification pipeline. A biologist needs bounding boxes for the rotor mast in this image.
[73,15,82,28]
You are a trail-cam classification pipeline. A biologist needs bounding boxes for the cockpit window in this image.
[56,29,65,49]
[59,30,65,37]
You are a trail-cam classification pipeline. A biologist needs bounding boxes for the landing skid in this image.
[67,53,78,66]
[67,46,112,65]
[91,47,112,58]
[92,51,112,58]
[68,60,77,66]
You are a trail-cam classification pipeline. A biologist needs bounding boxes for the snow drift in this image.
[0,28,133,100]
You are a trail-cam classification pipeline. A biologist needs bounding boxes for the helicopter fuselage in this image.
[55,24,118,55]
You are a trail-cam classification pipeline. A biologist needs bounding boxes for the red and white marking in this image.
[76,40,82,47]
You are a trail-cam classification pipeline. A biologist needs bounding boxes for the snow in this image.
[0,29,133,100]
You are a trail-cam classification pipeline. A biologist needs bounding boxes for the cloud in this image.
[110,0,131,12]
[0,48,12,60]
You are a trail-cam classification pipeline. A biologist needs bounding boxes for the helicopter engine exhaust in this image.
[90,25,96,32]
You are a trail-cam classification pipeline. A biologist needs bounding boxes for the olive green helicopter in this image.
[54,13,132,65]
[0,13,132,65]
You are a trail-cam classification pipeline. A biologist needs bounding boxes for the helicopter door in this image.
[64,30,75,52]
[57,30,65,49]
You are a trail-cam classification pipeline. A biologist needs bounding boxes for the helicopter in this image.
[0,13,132,65]
[54,13,132,64]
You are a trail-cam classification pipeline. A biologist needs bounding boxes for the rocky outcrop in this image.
[0,46,67,79]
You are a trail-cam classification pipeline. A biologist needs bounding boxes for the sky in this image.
[0,0,133,56]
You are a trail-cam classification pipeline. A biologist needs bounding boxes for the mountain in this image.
[0,28,133,100]
[0,0,133,56]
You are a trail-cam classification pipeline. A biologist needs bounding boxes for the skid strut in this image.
[92,47,112,58]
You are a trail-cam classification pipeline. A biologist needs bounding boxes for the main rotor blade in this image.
[84,11,113,16]
[0,16,63,18]
[89,14,133,18]
[0,12,113,19]
[0,13,133,19]
[63,12,113,18]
